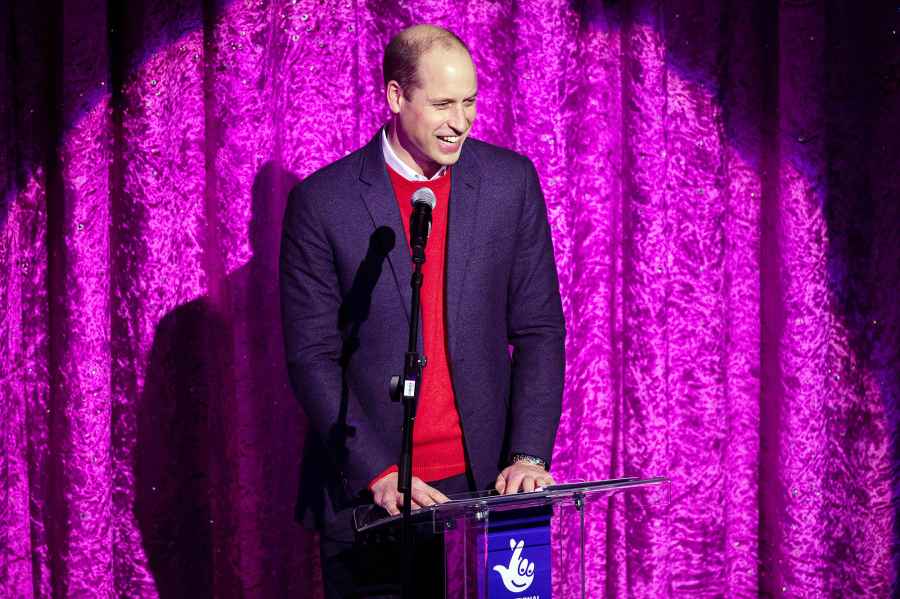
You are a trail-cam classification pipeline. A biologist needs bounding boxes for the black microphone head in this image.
[411,187,437,210]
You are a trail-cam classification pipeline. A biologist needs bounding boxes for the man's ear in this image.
[386,80,403,115]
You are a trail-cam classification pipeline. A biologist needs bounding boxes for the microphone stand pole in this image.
[391,244,426,599]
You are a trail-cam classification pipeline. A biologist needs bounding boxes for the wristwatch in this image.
[510,453,547,470]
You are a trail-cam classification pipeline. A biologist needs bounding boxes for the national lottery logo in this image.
[492,537,536,593]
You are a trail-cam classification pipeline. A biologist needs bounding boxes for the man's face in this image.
[388,46,478,176]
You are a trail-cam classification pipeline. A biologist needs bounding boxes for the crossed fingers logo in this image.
[492,538,536,592]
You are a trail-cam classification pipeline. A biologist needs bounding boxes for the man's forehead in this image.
[418,44,474,69]
[416,47,476,89]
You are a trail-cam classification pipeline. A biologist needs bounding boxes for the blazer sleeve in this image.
[505,158,566,468]
[280,182,394,496]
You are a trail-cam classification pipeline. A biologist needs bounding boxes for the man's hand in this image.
[495,462,554,495]
[370,472,450,516]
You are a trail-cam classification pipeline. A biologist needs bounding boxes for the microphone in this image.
[409,187,436,263]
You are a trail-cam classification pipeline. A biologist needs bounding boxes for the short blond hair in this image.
[382,25,470,96]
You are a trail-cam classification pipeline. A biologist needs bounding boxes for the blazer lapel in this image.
[358,131,413,325]
[445,144,482,358]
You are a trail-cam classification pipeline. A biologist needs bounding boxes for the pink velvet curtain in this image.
[2,1,898,597]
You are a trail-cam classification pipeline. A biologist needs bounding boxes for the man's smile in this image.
[436,133,465,152]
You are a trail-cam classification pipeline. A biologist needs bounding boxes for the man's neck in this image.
[387,121,441,179]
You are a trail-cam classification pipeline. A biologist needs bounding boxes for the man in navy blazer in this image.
[280,24,565,596]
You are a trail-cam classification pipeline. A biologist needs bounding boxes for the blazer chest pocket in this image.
[466,230,517,263]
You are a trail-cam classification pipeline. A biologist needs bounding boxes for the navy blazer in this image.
[280,130,565,517]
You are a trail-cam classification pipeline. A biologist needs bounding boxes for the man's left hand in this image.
[495,462,554,495]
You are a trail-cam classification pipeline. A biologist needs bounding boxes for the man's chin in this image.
[433,146,464,166]
[433,137,467,162]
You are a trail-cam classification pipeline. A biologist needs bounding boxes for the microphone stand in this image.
[391,240,427,599]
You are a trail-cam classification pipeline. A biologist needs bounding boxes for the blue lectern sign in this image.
[482,506,552,599]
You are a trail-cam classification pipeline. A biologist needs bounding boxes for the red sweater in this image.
[369,165,467,487]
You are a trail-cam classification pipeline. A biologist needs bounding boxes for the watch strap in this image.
[510,453,547,469]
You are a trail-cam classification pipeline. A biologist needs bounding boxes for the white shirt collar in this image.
[381,128,447,182]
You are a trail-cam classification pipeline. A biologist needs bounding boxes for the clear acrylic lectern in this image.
[354,476,668,598]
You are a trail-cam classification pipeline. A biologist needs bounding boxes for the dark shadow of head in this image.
[133,161,302,598]
[250,160,298,276]
[817,5,900,592]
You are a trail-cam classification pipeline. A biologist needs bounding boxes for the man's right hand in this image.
[370,472,450,516]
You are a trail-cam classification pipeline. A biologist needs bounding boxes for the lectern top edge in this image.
[353,475,669,533]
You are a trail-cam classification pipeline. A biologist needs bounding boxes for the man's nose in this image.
[447,105,467,132]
